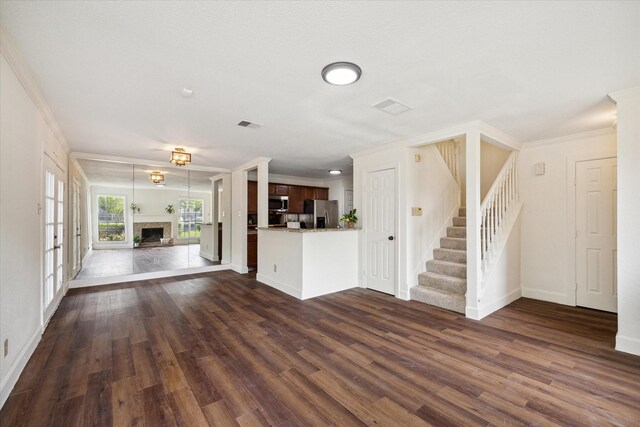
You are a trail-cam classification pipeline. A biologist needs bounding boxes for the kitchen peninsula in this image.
[257,227,359,299]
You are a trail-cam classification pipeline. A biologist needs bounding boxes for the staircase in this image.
[410,207,467,314]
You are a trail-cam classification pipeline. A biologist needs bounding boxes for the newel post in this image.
[465,126,482,319]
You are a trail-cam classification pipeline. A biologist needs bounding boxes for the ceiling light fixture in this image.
[149,171,164,184]
[181,88,193,97]
[329,169,342,175]
[321,62,362,86]
[170,148,191,166]
[155,183,166,188]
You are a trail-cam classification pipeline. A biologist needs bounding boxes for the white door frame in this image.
[361,163,399,297]
[566,149,617,307]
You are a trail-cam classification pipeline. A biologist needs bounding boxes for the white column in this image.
[465,126,481,318]
[609,86,640,356]
[257,161,269,228]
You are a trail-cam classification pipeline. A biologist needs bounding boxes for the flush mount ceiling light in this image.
[155,183,166,188]
[170,148,191,166]
[181,88,193,98]
[329,169,342,175]
[321,62,362,85]
[149,171,164,184]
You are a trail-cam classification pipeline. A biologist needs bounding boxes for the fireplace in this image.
[141,227,163,243]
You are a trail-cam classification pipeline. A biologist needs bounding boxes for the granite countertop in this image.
[257,227,360,233]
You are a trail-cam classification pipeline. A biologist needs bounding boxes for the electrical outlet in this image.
[3,339,8,357]
[273,264,277,273]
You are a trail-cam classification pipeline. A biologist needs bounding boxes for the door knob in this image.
[54,245,61,249]
[388,236,394,241]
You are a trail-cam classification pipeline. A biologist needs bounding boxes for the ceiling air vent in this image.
[372,98,412,115]
[237,120,262,129]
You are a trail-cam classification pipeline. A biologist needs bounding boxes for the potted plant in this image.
[165,204,175,214]
[133,235,141,248]
[340,209,358,228]
[130,203,140,213]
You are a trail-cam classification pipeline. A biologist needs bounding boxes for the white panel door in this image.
[576,157,617,312]
[43,158,65,322]
[365,169,396,295]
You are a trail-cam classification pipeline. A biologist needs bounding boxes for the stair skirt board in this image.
[411,207,468,314]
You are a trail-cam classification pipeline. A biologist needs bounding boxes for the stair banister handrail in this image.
[480,151,518,211]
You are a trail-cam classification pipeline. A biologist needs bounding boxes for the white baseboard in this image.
[521,287,571,305]
[231,264,249,274]
[467,288,522,320]
[256,273,302,299]
[0,326,42,409]
[397,289,410,301]
[302,283,357,300]
[616,334,640,356]
[68,264,232,288]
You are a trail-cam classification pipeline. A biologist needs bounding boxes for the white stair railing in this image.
[479,151,519,295]
[435,139,460,186]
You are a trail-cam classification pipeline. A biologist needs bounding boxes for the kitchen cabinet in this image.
[275,184,289,196]
[314,187,329,200]
[247,233,258,270]
[303,186,316,201]
[248,180,258,214]
[268,183,276,196]
[288,185,304,214]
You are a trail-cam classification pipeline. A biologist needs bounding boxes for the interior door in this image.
[43,157,66,322]
[365,168,396,295]
[576,157,617,312]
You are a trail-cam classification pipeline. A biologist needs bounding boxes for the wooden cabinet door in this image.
[247,180,258,214]
[268,183,276,196]
[303,186,316,201]
[315,187,329,200]
[275,184,289,196]
[288,185,304,214]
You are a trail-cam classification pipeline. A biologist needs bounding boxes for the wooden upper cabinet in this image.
[274,184,289,196]
[247,180,258,214]
[288,186,304,214]
[303,186,316,201]
[315,187,329,200]
[268,183,276,196]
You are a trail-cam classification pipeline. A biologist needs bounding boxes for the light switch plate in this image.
[412,207,423,216]
[534,162,546,175]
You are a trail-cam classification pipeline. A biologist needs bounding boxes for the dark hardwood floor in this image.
[2,271,639,426]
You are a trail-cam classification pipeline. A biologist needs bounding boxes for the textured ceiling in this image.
[2,1,639,178]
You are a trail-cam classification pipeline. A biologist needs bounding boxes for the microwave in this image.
[268,195,289,212]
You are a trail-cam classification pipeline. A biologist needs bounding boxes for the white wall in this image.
[473,209,523,319]
[519,128,616,305]
[610,87,640,356]
[353,142,458,300]
[481,140,511,201]
[0,51,69,407]
[407,145,460,288]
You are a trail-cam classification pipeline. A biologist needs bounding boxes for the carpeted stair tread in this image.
[433,248,467,264]
[452,216,466,227]
[440,237,466,250]
[446,226,467,238]
[426,259,466,279]
[418,271,467,294]
[410,285,466,314]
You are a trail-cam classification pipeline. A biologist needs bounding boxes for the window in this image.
[98,195,125,241]
[178,198,203,238]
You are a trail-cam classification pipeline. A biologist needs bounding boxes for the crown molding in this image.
[0,25,70,155]
[70,152,230,173]
[521,127,616,149]
[232,157,272,172]
[608,86,640,103]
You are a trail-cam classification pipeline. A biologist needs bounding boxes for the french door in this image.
[71,179,82,278]
[43,157,65,322]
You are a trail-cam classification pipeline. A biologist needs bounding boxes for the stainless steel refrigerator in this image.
[304,200,339,229]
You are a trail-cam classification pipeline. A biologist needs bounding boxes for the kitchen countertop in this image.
[257,227,359,233]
